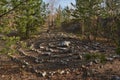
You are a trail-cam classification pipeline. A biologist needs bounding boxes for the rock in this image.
[60,70,65,74]
[57,70,66,75]
[48,43,56,48]
[45,47,49,51]
[35,70,47,77]
[42,71,47,77]
[111,75,120,80]
[39,46,45,49]
[36,50,41,54]
[22,65,25,68]
[66,59,70,62]
[99,65,103,69]
[1,75,5,78]
[59,48,72,53]
[84,46,89,49]
[49,48,59,53]
[79,54,83,60]
[42,52,51,56]
[89,50,99,53]
[81,65,87,69]
[35,58,39,63]
[66,71,70,74]
[93,59,100,64]
[23,60,29,66]
[112,55,120,59]
[30,44,35,50]
[49,71,56,76]
[58,41,71,47]
[106,57,114,61]
[60,60,67,64]
[91,69,97,73]
[58,47,68,50]
[87,62,93,66]
[94,42,100,46]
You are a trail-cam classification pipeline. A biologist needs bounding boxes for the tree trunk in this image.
[25,24,30,39]
[81,20,85,39]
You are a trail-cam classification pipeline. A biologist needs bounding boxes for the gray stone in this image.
[58,41,71,47]
[112,55,120,59]
[99,65,103,69]
[87,62,93,66]
[111,76,120,80]
[42,52,51,56]
[59,48,72,53]
[39,46,45,49]
[35,58,39,63]
[79,54,83,60]
[36,50,41,54]
[93,59,100,64]
[42,71,47,77]
[106,57,114,61]
[91,69,97,73]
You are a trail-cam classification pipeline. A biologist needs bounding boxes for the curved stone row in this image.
[10,35,117,78]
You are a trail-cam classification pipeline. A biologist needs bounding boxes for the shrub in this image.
[0,36,20,55]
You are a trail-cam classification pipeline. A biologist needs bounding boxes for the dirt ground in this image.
[0,32,120,80]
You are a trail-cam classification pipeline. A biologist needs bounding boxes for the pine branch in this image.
[0,0,28,18]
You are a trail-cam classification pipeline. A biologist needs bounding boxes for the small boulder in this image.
[58,41,71,47]
[106,57,114,61]
[111,75,120,80]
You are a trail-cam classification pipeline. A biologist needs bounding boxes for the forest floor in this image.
[0,31,120,80]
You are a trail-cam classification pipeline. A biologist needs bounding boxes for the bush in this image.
[0,36,20,55]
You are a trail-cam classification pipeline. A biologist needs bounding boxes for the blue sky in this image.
[43,0,76,8]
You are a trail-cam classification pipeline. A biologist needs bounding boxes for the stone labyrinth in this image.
[11,35,116,77]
